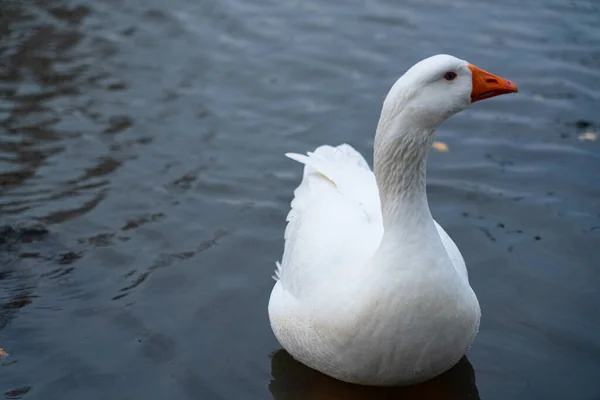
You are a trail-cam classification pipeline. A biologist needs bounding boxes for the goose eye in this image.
[444,71,457,81]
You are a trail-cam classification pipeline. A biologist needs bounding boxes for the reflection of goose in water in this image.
[269,349,480,400]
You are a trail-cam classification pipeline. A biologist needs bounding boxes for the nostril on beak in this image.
[485,78,499,84]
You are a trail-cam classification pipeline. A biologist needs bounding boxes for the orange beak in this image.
[469,64,518,103]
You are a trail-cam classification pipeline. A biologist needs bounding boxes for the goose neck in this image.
[373,112,435,232]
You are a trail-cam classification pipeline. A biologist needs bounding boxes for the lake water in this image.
[1,0,599,399]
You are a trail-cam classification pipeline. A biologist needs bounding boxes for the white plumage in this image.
[268,54,517,386]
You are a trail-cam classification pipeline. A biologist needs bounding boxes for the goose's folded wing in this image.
[275,144,383,298]
[434,221,469,282]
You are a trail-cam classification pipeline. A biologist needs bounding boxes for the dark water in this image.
[1,0,599,398]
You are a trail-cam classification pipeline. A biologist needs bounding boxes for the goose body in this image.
[268,54,518,386]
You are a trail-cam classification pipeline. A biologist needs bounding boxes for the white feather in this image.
[265,54,514,386]
[278,145,381,293]
[275,144,467,289]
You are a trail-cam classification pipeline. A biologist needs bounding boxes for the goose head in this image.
[380,54,518,130]
[373,54,518,222]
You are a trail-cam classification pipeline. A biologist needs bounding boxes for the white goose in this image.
[268,54,518,386]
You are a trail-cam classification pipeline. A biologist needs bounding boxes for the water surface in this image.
[1,0,599,399]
